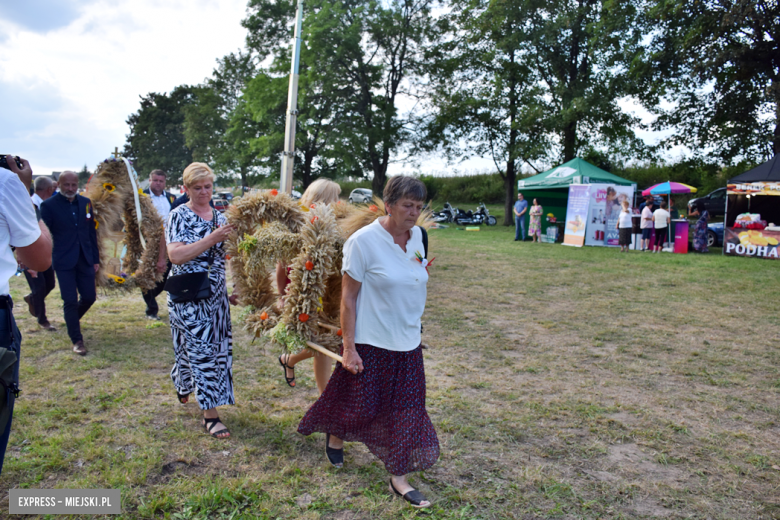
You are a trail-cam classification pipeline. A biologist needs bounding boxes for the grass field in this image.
[2,223,780,519]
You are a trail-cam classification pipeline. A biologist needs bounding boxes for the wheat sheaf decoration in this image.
[83,158,165,292]
[227,191,432,360]
[226,190,348,356]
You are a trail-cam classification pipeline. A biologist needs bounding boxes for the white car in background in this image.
[348,188,373,204]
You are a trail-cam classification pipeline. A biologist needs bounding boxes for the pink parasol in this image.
[642,181,698,196]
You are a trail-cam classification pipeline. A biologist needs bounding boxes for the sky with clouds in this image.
[0,0,248,177]
[0,0,674,181]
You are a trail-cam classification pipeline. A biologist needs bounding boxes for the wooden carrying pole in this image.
[306,341,343,363]
[317,321,340,333]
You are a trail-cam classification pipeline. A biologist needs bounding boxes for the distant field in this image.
[2,226,778,518]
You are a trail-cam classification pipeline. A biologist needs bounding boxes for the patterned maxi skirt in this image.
[298,344,439,476]
[168,279,234,411]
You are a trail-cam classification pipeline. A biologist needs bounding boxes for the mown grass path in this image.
[2,224,779,519]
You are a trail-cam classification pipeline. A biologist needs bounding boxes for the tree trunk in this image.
[562,122,577,162]
[240,166,248,190]
[302,149,315,189]
[503,162,516,227]
[371,167,386,197]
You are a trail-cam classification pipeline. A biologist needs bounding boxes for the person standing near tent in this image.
[513,193,528,241]
[528,199,543,242]
[617,200,632,252]
[640,198,654,251]
[653,201,671,252]
[669,198,680,219]
[691,200,710,253]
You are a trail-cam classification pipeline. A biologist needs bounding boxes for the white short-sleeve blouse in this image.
[341,218,428,352]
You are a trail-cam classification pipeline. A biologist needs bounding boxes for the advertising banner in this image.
[723,228,780,259]
[584,184,610,246]
[727,182,780,196]
[603,185,635,247]
[563,185,590,247]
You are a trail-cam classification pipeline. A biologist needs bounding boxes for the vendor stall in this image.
[723,155,780,260]
[642,181,697,253]
[518,158,636,245]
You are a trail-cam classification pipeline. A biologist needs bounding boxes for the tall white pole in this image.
[280,0,305,194]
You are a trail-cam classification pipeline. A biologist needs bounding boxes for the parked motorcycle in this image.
[454,203,497,226]
[432,202,457,223]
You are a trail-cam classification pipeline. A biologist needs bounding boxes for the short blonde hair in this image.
[300,178,341,207]
[182,162,216,188]
[621,200,630,210]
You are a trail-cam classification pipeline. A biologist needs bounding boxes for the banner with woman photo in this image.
[603,186,635,246]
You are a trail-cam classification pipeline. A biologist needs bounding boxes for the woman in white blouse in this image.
[297,176,439,509]
[616,200,633,252]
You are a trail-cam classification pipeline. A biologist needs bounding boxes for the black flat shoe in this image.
[389,480,430,509]
[278,354,296,387]
[325,433,343,468]
[177,391,190,404]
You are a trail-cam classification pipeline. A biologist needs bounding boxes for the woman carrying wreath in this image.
[298,176,439,509]
[166,163,236,439]
[277,178,341,393]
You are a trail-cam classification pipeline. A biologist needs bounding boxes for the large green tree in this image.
[243,0,433,193]
[426,0,644,224]
[183,52,264,188]
[635,0,780,161]
[523,0,646,162]
[425,0,550,225]
[124,86,200,184]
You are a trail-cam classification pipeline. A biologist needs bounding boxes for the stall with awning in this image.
[518,158,635,243]
[723,155,780,259]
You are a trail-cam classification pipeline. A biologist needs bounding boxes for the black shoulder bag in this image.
[165,210,218,303]
[419,225,428,258]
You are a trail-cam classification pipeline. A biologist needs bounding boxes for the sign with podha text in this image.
[723,228,780,259]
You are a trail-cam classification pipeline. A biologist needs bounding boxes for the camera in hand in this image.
[0,155,24,171]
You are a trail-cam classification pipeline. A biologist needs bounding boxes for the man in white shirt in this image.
[22,177,57,330]
[141,169,175,319]
[653,201,671,253]
[0,155,52,475]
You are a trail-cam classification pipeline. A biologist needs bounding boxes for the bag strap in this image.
[206,209,218,267]
[419,225,428,258]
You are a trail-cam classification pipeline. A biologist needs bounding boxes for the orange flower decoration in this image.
[225,255,232,260]
[310,203,316,209]
[270,189,278,196]
[298,313,309,322]
[369,204,378,212]
[336,329,342,336]
[305,261,314,271]
[310,216,318,223]
[94,220,99,230]
[260,311,268,320]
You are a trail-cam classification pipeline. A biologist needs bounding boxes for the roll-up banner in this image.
[604,185,636,247]
[563,185,590,247]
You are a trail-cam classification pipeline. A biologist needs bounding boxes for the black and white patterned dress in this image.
[166,205,234,410]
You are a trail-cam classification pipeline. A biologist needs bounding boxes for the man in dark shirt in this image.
[23,177,57,331]
[40,171,100,356]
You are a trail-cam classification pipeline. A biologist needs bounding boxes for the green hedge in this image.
[419,173,504,203]
[244,158,755,205]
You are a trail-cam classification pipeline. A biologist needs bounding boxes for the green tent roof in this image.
[518,158,636,190]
